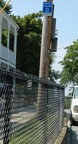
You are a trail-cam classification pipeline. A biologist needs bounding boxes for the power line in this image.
[0,0,11,13]
[57,47,65,49]
[56,56,64,58]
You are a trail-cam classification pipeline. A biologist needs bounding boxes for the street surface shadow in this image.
[70,128,78,144]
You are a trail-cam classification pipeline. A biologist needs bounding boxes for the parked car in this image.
[70,86,78,125]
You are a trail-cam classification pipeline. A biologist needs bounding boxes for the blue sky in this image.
[6,0,78,48]
[5,0,78,95]
[5,0,78,70]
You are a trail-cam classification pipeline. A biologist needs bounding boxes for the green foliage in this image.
[49,69,60,82]
[12,12,59,81]
[0,1,59,81]
[60,39,78,85]
[12,12,58,80]
[49,53,60,82]
[12,12,42,76]
[64,97,71,109]
[0,0,12,14]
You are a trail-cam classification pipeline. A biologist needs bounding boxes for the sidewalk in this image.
[54,118,69,144]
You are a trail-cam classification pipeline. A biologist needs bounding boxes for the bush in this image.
[64,97,71,109]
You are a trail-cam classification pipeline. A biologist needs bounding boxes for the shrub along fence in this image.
[0,65,65,144]
[64,97,71,109]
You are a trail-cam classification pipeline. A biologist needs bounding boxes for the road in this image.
[70,125,78,144]
[65,109,78,144]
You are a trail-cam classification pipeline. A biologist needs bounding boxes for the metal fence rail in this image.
[0,65,64,144]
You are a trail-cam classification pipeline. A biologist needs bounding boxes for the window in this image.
[9,25,14,52]
[74,87,78,98]
[1,18,8,47]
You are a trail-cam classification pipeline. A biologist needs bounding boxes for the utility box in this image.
[50,37,58,52]
[52,18,56,38]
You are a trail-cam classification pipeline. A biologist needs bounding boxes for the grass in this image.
[10,117,44,144]
[10,112,62,144]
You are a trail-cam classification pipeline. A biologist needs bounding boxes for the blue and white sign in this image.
[43,2,53,16]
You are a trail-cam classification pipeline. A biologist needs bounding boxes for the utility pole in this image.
[37,0,54,122]
[39,0,53,80]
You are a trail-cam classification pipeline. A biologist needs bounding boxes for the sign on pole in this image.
[43,2,53,16]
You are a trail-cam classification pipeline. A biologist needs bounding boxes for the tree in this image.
[49,69,60,82]
[12,12,59,81]
[60,39,78,85]
[49,53,60,82]
[0,0,12,14]
[12,12,42,76]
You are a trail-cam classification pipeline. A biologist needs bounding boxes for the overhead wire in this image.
[57,47,66,49]
[0,0,11,13]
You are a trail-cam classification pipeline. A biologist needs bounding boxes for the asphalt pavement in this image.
[65,109,78,144]
[70,124,78,144]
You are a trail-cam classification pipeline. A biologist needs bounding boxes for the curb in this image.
[62,119,71,144]
[62,127,71,144]
[54,118,71,144]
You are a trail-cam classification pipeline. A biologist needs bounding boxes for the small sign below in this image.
[27,80,32,90]
[43,2,53,16]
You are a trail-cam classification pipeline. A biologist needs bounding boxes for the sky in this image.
[4,0,78,95]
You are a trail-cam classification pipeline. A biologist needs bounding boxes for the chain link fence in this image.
[64,97,71,110]
[0,65,65,144]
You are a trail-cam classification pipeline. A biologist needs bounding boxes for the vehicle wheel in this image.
[70,113,75,125]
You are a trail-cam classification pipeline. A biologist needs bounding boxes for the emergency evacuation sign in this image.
[43,2,53,16]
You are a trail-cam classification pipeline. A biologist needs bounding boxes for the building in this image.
[0,7,19,69]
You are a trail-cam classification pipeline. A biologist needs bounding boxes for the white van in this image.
[70,86,78,125]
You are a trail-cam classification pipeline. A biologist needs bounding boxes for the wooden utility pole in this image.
[39,0,53,80]
[37,0,54,121]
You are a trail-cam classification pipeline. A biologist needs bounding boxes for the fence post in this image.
[3,84,12,144]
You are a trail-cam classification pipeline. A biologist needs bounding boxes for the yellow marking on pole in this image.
[0,0,11,13]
